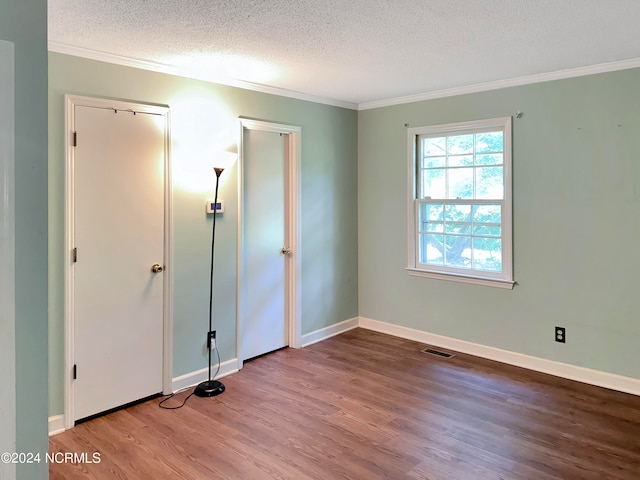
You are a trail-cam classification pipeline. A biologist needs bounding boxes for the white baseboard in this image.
[300,317,359,348]
[171,357,239,393]
[49,414,65,437]
[359,317,640,397]
[51,317,637,436]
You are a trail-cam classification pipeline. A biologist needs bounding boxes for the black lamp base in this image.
[194,379,225,397]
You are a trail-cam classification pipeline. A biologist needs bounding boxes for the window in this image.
[407,117,513,288]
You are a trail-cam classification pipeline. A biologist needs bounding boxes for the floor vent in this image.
[421,348,454,358]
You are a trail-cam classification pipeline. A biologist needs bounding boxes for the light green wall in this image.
[358,68,640,379]
[0,1,49,479]
[48,43,640,426]
[48,52,359,416]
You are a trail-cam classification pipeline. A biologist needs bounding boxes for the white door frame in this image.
[0,39,16,480]
[237,118,302,369]
[64,95,173,429]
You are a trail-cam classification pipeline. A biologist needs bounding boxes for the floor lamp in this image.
[194,166,226,397]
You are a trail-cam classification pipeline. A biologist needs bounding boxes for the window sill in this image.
[406,267,515,289]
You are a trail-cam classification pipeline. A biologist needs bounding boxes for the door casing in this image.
[237,119,302,369]
[64,95,173,430]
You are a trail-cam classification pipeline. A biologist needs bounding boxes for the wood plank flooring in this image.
[49,328,640,479]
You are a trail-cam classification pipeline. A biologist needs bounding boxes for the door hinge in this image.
[72,131,77,147]
[73,364,77,380]
[72,247,78,263]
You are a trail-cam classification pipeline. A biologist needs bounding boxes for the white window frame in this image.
[406,117,514,289]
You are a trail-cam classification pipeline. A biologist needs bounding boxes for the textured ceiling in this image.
[48,0,640,107]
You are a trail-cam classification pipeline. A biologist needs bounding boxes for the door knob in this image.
[151,263,164,273]
[280,247,292,255]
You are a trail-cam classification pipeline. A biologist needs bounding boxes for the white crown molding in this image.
[359,317,640,397]
[49,41,640,112]
[48,41,358,111]
[358,57,640,110]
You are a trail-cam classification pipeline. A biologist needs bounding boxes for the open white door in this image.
[66,96,171,423]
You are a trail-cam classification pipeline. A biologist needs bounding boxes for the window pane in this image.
[422,137,446,156]
[448,155,473,167]
[418,203,444,233]
[422,169,445,198]
[472,204,501,224]
[475,153,503,166]
[476,166,503,199]
[445,222,471,234]
[447,134,473,155]
[420,202,443,221]
[447,168,473,199]
[472,237,502,272]
[424,222,443,233]
[444,204,472,222]
[473,225,501,236]
[444,234,471,269]
[475,131,503,153]
[420,234,444,265]
[424,156,445,168]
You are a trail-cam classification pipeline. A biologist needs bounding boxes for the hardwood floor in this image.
[50,328,640,479]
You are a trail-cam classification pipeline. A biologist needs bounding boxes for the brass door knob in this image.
[151,263,164,273]
[280,247,292,255]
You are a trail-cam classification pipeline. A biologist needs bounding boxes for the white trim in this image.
[162,111,174,395]
[48,42,640,113]
[0,39,16,480]
[237,119,302,370]
[64,95,172,429]
[285,126,302,350]
[238,119,302,135]
[48,415,66,437]
[359,57,640,110]
[406,124,417,270]
[406,268,515,289]
[171,358,239,392]
[359,317,640,397]
[48,41,357,111]
[300,317,359,348]
[63,95,74,430]
[47,41,640,112]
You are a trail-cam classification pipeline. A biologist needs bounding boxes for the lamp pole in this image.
[194,167,226,397]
